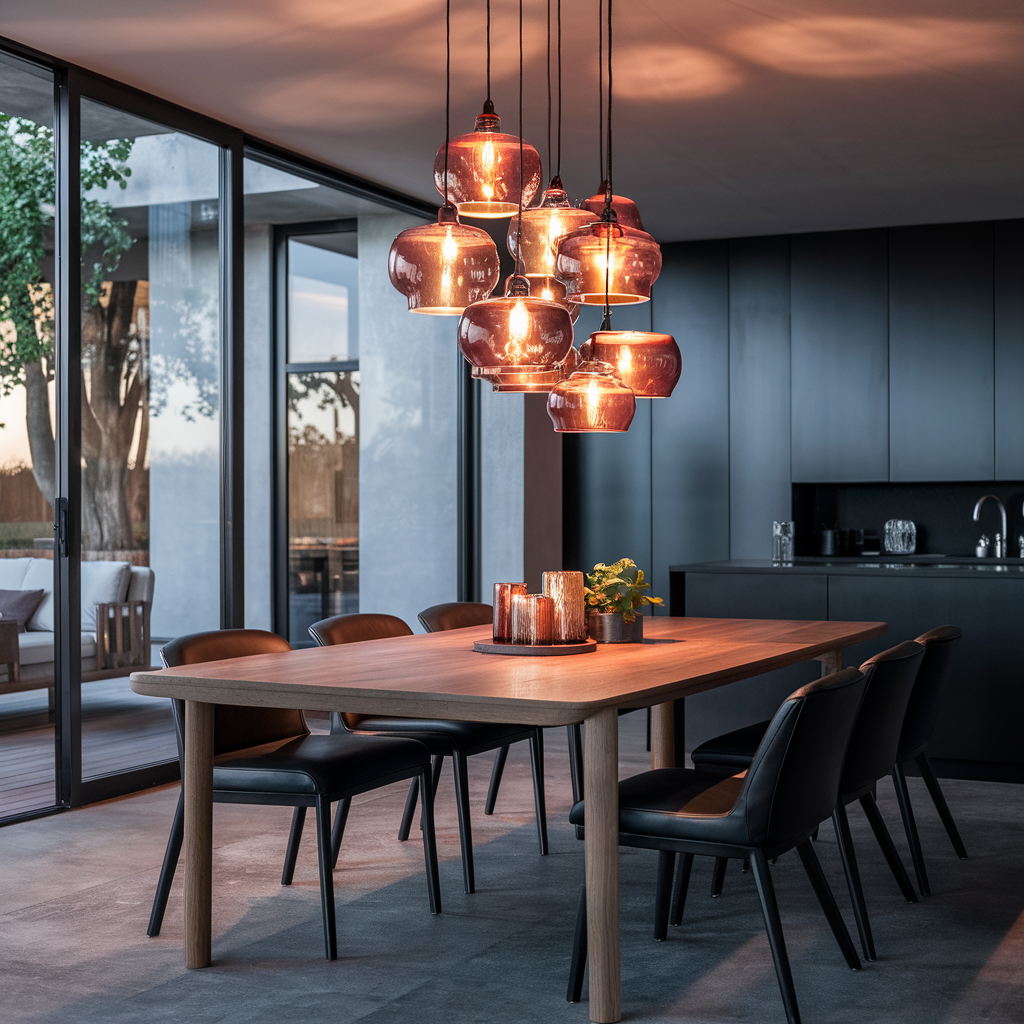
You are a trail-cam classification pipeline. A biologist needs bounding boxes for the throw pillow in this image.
[0,589,45,633]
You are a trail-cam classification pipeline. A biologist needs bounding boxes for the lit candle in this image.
[542,570,587,643]
[511,594,554,645]
[493,582,528,642]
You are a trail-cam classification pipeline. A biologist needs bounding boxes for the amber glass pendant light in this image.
[580,180,645,230]
[586,330,681,397]
[555,0,662,306]
[433,0,541,218]
[459,0,573,389]
[389,0,499,314]
[547,359,636,432]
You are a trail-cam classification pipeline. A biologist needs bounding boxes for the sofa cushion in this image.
[0,589,45,632]
[23,559,55,632]
[0,557,32,590]
[81,561,131,631]
[18,630,97,666]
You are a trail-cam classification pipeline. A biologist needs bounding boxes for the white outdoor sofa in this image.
[0,557,155,708]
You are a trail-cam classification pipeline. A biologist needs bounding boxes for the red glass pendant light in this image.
[389,204,500,314]
[389,0,499,313]
[581,180,645,230]
[547,359,636,432]
[458,275,574,386]
[586,330,681,397]
[489,342,579,393]
[556,218,661,304]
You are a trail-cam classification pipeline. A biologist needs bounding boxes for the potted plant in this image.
[584,559,663,643]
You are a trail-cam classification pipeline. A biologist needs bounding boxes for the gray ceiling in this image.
[2,0,1023,242]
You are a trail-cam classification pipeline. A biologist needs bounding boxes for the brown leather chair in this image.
[147,628,441,960]
[309,612,548,894]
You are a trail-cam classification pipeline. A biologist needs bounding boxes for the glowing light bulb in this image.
[442,226,459,260]
[482,139,495,169]
[505,298,530,360]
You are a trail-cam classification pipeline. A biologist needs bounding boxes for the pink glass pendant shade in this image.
[586,330,681,398]
[489,343,580,393]
[458,276,574,385]
[434,102,542,219]
[581,181,646,230]
[388,205,500,314]
[547,359,636,432]
[556,220,662,305]
[507,178,598,279]
[520,274,580,322]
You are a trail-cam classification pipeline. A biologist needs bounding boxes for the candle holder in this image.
[492,582,528,642]
[542,570,587,643]
[511,594,554,645]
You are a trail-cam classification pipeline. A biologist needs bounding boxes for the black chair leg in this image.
[833,803,875,962]
[567,883,588,1003]
[398,777,418,842]
[314,794,337,960]
[750,849,801,1024]
[452,749,475,894]
[417,766,442,915]
[654,850,675,941]
[147,789,184,937]
[671,852,694,926]
[917,753,968,859]
[891,763,930,896]
[331,797,351,869]
[485,746,509,815]
[859,793,918,904]
[742,858,751,873]
[567,723,584,804]
[796,840,861,971]
[711,856,727,897]
[282,806,306,885]
[530,729,549,855]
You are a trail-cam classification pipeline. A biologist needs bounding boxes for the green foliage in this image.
[584,558,664,623]
[0,112,133,394]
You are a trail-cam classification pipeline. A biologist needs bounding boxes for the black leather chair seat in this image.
[215,733,431,795]
[570,769,746,843]
[691,722,770,777]
[350,717,533,757]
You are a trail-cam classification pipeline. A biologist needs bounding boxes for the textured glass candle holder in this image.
[493,582,528,642]
[772,521,795,563]
[511,594,554,645]
[541,570,587,643]
[884,519,916,555]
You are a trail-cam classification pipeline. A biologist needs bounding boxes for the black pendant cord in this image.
[515,0,524,276]
[443,0,451,204]
[557,0,562,177]
[598,0,604,185]
[601,0,613,331]
[486,0,492,105]
[546,0,552,178]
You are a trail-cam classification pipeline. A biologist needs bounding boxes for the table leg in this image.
[184,700,214,968]
[585,706,621,1023]
[816,648,844,676]
[650,702,675,770]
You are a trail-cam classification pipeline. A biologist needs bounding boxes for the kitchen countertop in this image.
[670,557,1024,578]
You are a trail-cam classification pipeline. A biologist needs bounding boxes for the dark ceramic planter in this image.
[588,611,644,643]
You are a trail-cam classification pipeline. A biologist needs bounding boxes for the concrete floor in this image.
[2,712,1022,1024]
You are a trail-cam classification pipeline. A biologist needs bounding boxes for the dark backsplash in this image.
[792,482,1024,557]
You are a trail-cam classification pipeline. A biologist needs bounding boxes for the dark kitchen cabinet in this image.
[889,223,995,481]
[682,572,827,753]
[995,219,1024,480]
[791,229,889,482]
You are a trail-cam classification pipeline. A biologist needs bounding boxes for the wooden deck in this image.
[0,676,178,820]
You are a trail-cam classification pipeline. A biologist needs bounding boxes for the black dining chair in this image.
[690,640,925,961]
[567,668,869,1024]
[891,625,967,896]
[146,628,441,960]
[309,612,548,895]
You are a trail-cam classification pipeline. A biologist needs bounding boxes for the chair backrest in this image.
[417,602,493,633]
[308,612,413,647]
[739,667,868,849]
[839,639,926,797]
[161,628,305,759]
[307,613,413,731]
[898,625,962,759]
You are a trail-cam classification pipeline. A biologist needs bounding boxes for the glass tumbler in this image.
[772,521,795,563]
[511,594,554,645]
[542,570,587,643]
[884,519,916,555]
[493,582,528,642]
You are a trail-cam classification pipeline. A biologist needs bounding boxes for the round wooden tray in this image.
[473,639,597,656]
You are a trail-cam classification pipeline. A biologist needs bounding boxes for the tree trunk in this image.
[23,358,55,514]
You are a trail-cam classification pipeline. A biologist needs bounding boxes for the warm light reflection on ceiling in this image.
[725,17,1023,78]
[612,45,742,101]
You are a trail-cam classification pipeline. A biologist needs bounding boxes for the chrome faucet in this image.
[973,495,1007,558]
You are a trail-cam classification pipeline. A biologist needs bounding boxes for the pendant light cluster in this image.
[388,0,679,433]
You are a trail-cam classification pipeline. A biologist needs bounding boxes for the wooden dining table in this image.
[130,615,885,1023]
